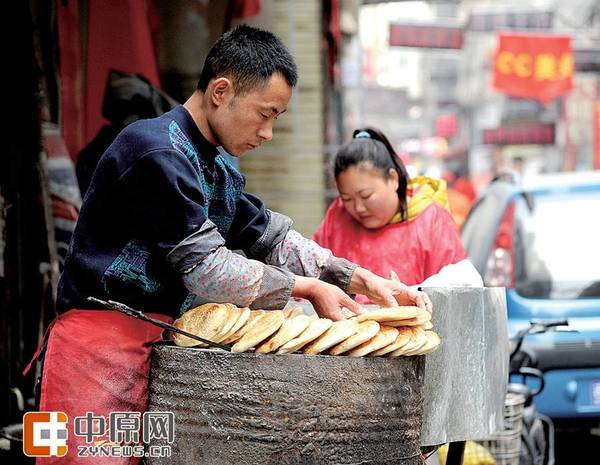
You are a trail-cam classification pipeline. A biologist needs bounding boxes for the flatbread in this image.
[385,320,416,327]
[283,306,305,318]
[302,320,359,355]
[276,318,333,354]
[380,309,432,327]
[231,310,285,353]
[369,327,413,356]
[222,309,265,344]
[399,327,429,355]
[211,304,242,342]
[401,339,431,356]
[412,331,441,355]
[217,306,250,343]
[354,306,421,323]
[172,303,231,347]
[346,326,399,357]
[327,321,380,356]
[422,321,433,330]
[255,315,312,353]
[388,327,428,356]
[340,307,361,319]
[387,334,416,357]
[398,312,432,327]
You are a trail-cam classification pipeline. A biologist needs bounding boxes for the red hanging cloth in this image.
[84,0,160,151]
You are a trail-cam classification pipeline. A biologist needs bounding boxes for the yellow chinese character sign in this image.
[493,33,573,104]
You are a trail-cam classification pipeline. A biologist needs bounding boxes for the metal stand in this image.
[446,441,465,465]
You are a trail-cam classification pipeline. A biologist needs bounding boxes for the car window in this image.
[515,189,600,299]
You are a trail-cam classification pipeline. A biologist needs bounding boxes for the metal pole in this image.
[446,441,465,465]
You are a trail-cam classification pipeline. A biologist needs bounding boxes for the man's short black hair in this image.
[197,24,298,95]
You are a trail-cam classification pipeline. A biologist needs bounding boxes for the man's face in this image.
[209,73,292,157]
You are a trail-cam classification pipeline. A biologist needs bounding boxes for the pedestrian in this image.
[313,127,466,303]
[27,27,430,464]
[442,169,475,229]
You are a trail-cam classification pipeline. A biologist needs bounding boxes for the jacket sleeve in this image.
[120,151,295,309]
[231,194,357,292]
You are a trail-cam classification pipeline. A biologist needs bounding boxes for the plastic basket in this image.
[477,392,526,465]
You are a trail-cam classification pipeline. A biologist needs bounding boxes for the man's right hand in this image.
[292,276,363,321]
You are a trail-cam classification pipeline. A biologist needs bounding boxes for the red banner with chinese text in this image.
[493,33,573,104]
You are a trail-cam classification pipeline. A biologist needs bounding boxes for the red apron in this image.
[25,309,172,464]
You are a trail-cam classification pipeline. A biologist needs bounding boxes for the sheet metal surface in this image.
[420,287,508,445]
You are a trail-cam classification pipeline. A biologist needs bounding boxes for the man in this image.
[31,25,430,464]
[60,24,429,320]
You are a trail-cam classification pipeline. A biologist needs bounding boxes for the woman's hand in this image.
[293,276,363,321]
[348,267,432,313]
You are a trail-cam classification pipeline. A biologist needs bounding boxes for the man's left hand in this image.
[348,267,432,313]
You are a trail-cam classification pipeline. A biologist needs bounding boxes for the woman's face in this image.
[336,164,400,229]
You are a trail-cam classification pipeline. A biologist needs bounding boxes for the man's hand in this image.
[293,276,363,321]
[348,267,432,313]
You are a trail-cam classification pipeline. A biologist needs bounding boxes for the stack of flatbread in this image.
[348,306,441,357]
[171,303,252,348]
[171,304,440,357]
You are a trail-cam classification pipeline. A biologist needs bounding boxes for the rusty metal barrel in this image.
[146,344,425,465]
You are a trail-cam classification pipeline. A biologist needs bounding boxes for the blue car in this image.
[461,171,600,431]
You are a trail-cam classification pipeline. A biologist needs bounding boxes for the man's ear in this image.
[209,77,234,107]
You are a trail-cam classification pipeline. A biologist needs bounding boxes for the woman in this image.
[313,127,466,303]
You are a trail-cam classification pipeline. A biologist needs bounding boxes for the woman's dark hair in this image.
[197,25,298,95]
[334,127,410,221]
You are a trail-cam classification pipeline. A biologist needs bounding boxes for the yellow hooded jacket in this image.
[390,176,451,224]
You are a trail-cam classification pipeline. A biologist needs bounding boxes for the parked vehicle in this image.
[461,171,600,433]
